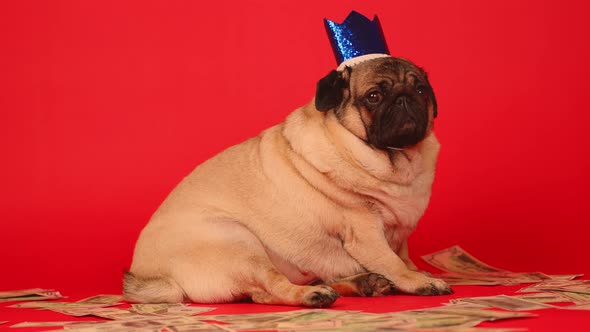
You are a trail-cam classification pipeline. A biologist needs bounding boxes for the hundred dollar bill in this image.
[410,328,527,332]
[131,303,184,314]
[421,246,581,286]
[50,307,145,320]
[308,313,480,331]
[9,301,108,310]
[547,274,584,281]
[518,279,590,295]
[513,292,572,304]
[196,309,366,331]
[269,309,355,323]
[0,288,53,298]
[130,303,216,317]
[437,275,503,286]
[164,323,235,331]
[550,290,590,304]
[10,321,103,328]
[407,308,537,321]
[161,305,216,316]
[452,295,555,311]
[421,246,509,275]
[439,302,490,310]
[392,312,483,330]
[195,310,302,325]
[76,294,124,305]
[0,288,63,302]
[561,303,590,310]
[64,316,207,332]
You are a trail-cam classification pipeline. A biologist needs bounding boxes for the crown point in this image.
[323,11,390,67]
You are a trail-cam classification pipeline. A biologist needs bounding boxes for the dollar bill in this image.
[0,288,63,302]
[411,328,527,332]
[513,292,572,303]
[199,310,379,331]
[0,288,54,297]
[407,308,537,321]
[208,308,533,332]
[195,310,302,325]
[451,295,555,311]
[421,246,508,275]
[131,303,184,314]
[550,290,590,304]
[438,275,503,286]
[128,303,215,317]
[161,305,216,316]
[518,279,590,292]
[422,246,582,286]
[9,301,108,310]
[561,303,590,310]
[439,302,490,310]
[316,313,476,331]
[164,324,235,331]
[76,294,124,305]
[10,321,103,328]
[547,274,584,281]
[51,307,146,320]
[441,271,552,285]
[393,312,483,330]
[64,316,208,332]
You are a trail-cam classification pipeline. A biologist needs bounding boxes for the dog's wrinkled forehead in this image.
[349,57,426,92]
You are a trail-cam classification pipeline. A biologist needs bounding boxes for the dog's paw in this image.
[415,279,453,296]
[361,273,398,296]
[393,271,453,296]
[301,286,339,308]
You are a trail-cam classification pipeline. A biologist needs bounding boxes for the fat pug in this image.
[124,56,452,307]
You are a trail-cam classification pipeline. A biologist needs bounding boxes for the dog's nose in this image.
[395,95,410,108]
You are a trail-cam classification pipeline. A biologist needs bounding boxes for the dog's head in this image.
[315,57,437,150]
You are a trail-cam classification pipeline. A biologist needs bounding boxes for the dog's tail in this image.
[123,271,185,303]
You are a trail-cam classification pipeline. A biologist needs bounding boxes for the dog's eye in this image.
[365,91,383,105]
[416,85,428,100]
[416,85,424,95]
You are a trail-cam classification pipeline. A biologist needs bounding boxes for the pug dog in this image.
[124,56,452,308]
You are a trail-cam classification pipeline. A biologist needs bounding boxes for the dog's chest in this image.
[369,181,432,249]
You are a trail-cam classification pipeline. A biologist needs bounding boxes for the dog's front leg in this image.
[398,239,418,271]
[399,240,434,277]
[341,223,452,295]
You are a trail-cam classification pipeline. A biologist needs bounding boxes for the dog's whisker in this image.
[386,146,405,151]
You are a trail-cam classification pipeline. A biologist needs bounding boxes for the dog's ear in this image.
[431,87,438,118]
[423,72,438,118]
[315,67,350,112]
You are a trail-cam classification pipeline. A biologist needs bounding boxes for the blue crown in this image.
[324,11,390,65]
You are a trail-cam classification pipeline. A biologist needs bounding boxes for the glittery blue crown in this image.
[324,11,390,66]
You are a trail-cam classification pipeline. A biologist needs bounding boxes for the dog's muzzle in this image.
[368,93,429,150]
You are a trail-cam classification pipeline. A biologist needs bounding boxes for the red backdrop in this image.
[1,1,589,295]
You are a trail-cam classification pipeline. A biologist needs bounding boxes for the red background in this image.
[1,0,589,326]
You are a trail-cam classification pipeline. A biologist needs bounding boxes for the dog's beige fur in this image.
[124,58,451,307]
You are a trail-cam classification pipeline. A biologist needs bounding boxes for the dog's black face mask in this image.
[315,57,437,150]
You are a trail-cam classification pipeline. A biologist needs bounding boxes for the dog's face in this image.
[315,57,437,150]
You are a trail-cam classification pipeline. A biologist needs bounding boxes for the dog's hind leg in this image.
[132,217,339,307]
[245,257,339,307]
